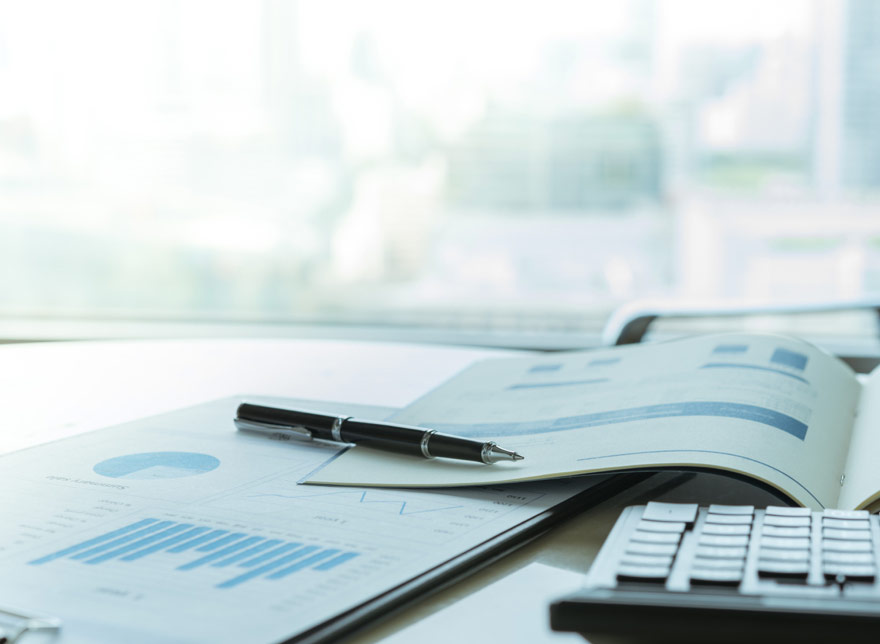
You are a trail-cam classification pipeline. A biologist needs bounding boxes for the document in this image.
[305,333,863,510]
[0,398,600,643]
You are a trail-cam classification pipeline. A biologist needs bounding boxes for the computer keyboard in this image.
[550,502,880,642]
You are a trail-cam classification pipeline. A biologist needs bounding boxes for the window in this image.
[1,1,878,340]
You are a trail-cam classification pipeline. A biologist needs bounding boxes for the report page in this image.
[307,334,859,509]
[839,367,880,510]
[0,398,596,643]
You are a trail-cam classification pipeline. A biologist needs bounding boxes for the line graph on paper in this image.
[248,489,465,516]
[202,473,548,545]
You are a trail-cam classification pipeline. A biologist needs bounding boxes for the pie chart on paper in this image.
[93,451,220,480]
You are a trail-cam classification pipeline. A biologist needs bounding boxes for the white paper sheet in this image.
[0,397,600,643]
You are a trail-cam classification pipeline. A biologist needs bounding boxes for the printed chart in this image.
[93,452,221,479]
[203,473,548,545]
[29,517,359,589]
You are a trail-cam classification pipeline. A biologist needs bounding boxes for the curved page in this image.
[838,369,880,510]
[306,334,859,509]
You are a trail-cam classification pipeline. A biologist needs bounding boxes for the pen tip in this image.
[485,444,524,463]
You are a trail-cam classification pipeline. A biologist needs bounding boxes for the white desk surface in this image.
[0,338,781,643]
[0,337,509,455]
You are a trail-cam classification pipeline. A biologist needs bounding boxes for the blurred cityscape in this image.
[0,0,879,328]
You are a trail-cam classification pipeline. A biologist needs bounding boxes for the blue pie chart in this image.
[93,452,220,480]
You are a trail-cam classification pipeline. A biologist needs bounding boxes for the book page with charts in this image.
[306,334,866,510]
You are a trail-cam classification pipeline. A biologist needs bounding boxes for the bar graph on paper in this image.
[28,518,359,589]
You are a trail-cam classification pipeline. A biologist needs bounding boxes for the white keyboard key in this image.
[708,504,754,516]
[642,502,698,524]
[824,509,869,520]
[765,506,812,517]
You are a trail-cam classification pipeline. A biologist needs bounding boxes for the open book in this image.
[305,333,880,511]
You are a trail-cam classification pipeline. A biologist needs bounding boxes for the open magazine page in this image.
[306,334,859,509]
[838,369,880,510]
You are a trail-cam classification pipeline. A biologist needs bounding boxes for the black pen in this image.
[234,403,524,464]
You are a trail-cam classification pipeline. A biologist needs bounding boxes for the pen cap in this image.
[236,403,344,437]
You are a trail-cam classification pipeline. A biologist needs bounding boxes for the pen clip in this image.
[0,604,61,644]
[234,418,314,441]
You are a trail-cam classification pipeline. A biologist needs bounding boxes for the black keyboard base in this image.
[552,591,880,643]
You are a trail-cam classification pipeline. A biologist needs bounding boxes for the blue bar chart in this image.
[28,518,359,589]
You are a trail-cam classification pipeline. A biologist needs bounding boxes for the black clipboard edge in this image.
[286,472,654,644]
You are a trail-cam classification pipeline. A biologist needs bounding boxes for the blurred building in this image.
[841,0,880,191]
[446,111,662,212]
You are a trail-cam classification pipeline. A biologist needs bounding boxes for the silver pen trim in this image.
[419,430,437,458]
[330,416,346,442]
